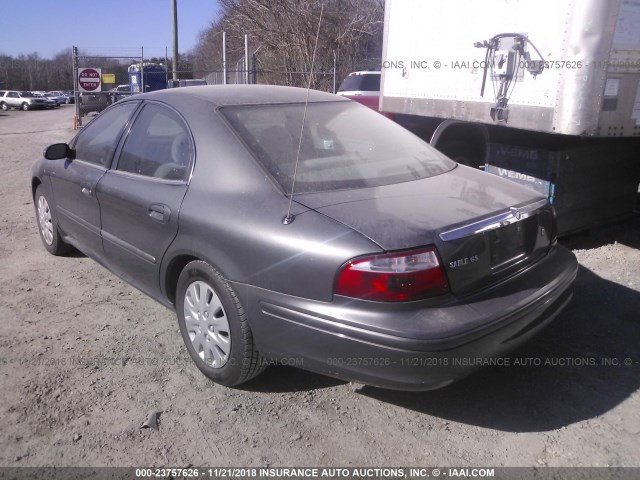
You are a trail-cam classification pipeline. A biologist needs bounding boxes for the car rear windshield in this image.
[221,101,456,194]
[337,73,380,92]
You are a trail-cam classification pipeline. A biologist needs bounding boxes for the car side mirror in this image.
[44,143,74,160]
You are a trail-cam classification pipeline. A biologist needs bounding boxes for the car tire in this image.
[0,102,7,111]
[176,260,266,386]
[21,102,30,111]
[34,185,70,256]
[65,98,70,104]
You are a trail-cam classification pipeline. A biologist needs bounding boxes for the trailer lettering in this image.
[497,168,536,182]
[495,145,539,160]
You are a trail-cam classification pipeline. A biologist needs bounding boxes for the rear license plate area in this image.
[490,221,526,269]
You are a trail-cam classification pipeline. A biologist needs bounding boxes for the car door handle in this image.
[80,184,93,196]
[148,204,171,223]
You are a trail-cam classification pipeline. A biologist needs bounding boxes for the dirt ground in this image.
[1,106,639,468]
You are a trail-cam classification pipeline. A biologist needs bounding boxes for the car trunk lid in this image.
[294,165,555,296]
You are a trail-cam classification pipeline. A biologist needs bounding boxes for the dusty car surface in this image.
[31,85,577,390]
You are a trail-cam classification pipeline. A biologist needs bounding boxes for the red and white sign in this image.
[78,68,102,92]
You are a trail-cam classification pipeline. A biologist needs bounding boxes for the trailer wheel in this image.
[436,141,480,167]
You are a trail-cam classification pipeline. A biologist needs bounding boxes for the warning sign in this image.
[102,73,116,84]
[78,68,102,92]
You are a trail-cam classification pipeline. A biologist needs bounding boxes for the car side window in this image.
[73,103,138,167]
[116,103,191,181]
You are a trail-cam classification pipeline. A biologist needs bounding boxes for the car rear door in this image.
[48,103,138,257]
[96,101,192,300]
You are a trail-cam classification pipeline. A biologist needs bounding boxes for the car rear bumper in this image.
[238,245,578,390]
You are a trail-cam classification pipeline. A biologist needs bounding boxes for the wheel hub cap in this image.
[37,195,54,246]
[184,281,231,368]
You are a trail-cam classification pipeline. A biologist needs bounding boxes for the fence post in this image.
[72,46,81,128]
[333,50,336,94]
[223,32,227,85]
[245,35,249,85]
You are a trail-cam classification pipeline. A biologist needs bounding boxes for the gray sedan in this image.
[31,86,577,390]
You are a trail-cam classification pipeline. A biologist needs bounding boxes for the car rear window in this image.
[337,73,381,92]
[221,101,455,194]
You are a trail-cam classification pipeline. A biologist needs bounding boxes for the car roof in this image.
[131,85,348,108]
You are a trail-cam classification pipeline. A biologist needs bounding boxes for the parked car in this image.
[337,70,381,96]
[62,90,76,104]
[336,71,393,118]
[78,92,109,116]
[108,84,132,104]
[47,91,71,104]
[0,90,48,110]
[41,93,61,108]
[31,85,577,391]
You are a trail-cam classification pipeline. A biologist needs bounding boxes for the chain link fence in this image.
[71,42,381,128]
[72,46,172,128]
[200,48,381,93]
[201,52,336,91]
[203,54,254,85]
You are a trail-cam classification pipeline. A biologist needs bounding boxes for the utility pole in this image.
[171,0,179,83]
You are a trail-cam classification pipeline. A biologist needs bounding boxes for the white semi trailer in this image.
[381,0,640,234]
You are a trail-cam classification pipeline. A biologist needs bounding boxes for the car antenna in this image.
[283,3,324,225]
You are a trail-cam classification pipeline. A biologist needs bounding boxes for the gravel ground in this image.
[1,107,639,468]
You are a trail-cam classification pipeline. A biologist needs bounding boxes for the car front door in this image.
[5,91,21,108]
[48,103,139,258]
[96,102,192,299]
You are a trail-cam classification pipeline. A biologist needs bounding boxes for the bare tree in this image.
[193,0,384,90]
[0,49,75,91]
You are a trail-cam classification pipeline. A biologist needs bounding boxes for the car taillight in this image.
[335,248,449,302]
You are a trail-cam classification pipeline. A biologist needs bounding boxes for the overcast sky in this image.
[0,0,220,59]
